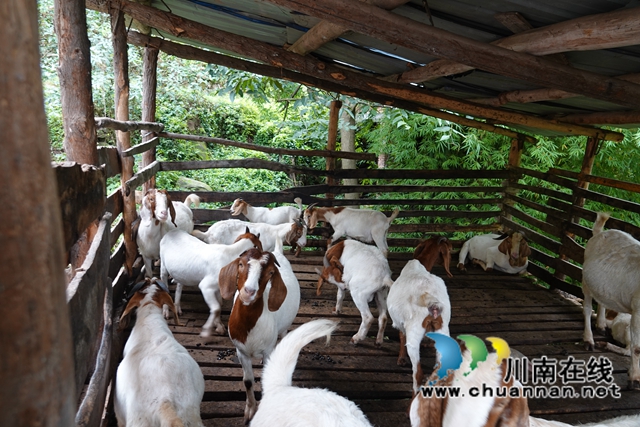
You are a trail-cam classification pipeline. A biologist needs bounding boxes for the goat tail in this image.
[159,401,185,427]
[592,212,611,235]
[183,194,201,208]
[261,319,338,394]
[388,207,401,223]
[294,197,303,211]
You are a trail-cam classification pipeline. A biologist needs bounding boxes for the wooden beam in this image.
[288,0,409,55]
[94,1,623,140]
[158,130,376,160]
[394,6,640,83]
[474,73,640,107]
[264,0,640,109]
[95,116,164,132]
[125,160,160,195]
[128,33,534,142]
[1,0,76,421]
[549,109,640,126]
[493,12,533,33]
[55,0,98,165]
[121,136,159,157]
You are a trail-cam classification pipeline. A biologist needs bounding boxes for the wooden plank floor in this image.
[170,251,640,426]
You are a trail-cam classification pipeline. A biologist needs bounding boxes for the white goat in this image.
[316,239,393,345]
[410,350,640,427]
[159,228,263,337]
[231,197,303,225]
[458,231,531,274]
[582,212,640,389]
[388,259,451,394]
[219,237,300,423]
[250,319,373,427]
[135,188,200,277]
[192,218,307,256]
[304,205,400,257]
[115,279,204,427]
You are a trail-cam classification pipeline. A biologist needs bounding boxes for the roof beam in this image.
[394,6,640,83]
[87,0,623,141]
[127,32,534,142]
[263,0,640,109]
[548,110,640,126]
[288,0,409,56]
[474,73,640,107]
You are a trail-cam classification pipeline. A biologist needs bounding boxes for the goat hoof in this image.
[584,342,595,351]
[375,340,383,347]
[349,337,361,346]
[397,357,410,367]
[200,329,212,338]
[457,263,466,271]
[628,380,640,390]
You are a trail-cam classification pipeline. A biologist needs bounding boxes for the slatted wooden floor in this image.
[169,251,640,426]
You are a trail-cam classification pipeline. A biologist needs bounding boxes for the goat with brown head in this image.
[413,236,453,278]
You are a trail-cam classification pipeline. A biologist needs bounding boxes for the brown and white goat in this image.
[458,231,530,274]
[304,204,400,257]
[231,197,303,225]
[219,241,300,424]
[135,188,200,277]
[315,239,393,345]
[115,278,205,427]
[160,227,263,337]
[410,350,639,427]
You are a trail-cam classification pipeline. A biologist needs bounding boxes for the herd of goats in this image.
[116,189,640,427]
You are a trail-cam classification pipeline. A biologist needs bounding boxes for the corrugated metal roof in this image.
[146,0,640,137]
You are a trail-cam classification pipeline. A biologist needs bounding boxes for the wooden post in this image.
[326,99,342,199]
[54,0,98,165]
[340,102,359,200]
[0,0,76,423]
[142,45,159,193]
[111,6,138,275]
[502,136,525,223]
[54,0,100,271]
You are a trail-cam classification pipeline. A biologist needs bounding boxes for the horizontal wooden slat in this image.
[326,185,504,194]
[526,262,583,298]
[503,205,561,236]
[95,117,164,132]
[574,187,640,215]
[121,135,159,157]
[508,194,568,223]
[124,160,160,195]
[550,168,640,194]
[510,182,573,202]
[515,167,576,190]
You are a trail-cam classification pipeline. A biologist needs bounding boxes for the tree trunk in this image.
[111,6,137,275]
[0,0,76,424]
[142,46,159,193]
[54,0,98,165]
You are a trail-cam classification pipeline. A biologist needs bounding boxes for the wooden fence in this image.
[57,122,640,427]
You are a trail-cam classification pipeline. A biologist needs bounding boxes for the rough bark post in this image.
[54,0,98,165]
[111,6,138,275]
[502,136,524,223]
[54,0,100,272]
[142,45,159,193]
[326,99,342,199]
[340,102,359,200]
[0,0,76,423]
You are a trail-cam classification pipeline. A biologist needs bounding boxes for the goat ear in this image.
[484,360,530,427]
[413,241,426,260]
[440,243,453,278]
[267,266,288,311]
[219,259,240,300]
[498,237,511,255]
[521,240,532,258]
[167,199,178,227]
[411,371,451,427]
[156,290,182,326]
[118,292,145,331]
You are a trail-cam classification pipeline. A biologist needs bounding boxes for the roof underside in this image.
[128,0,640,139]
